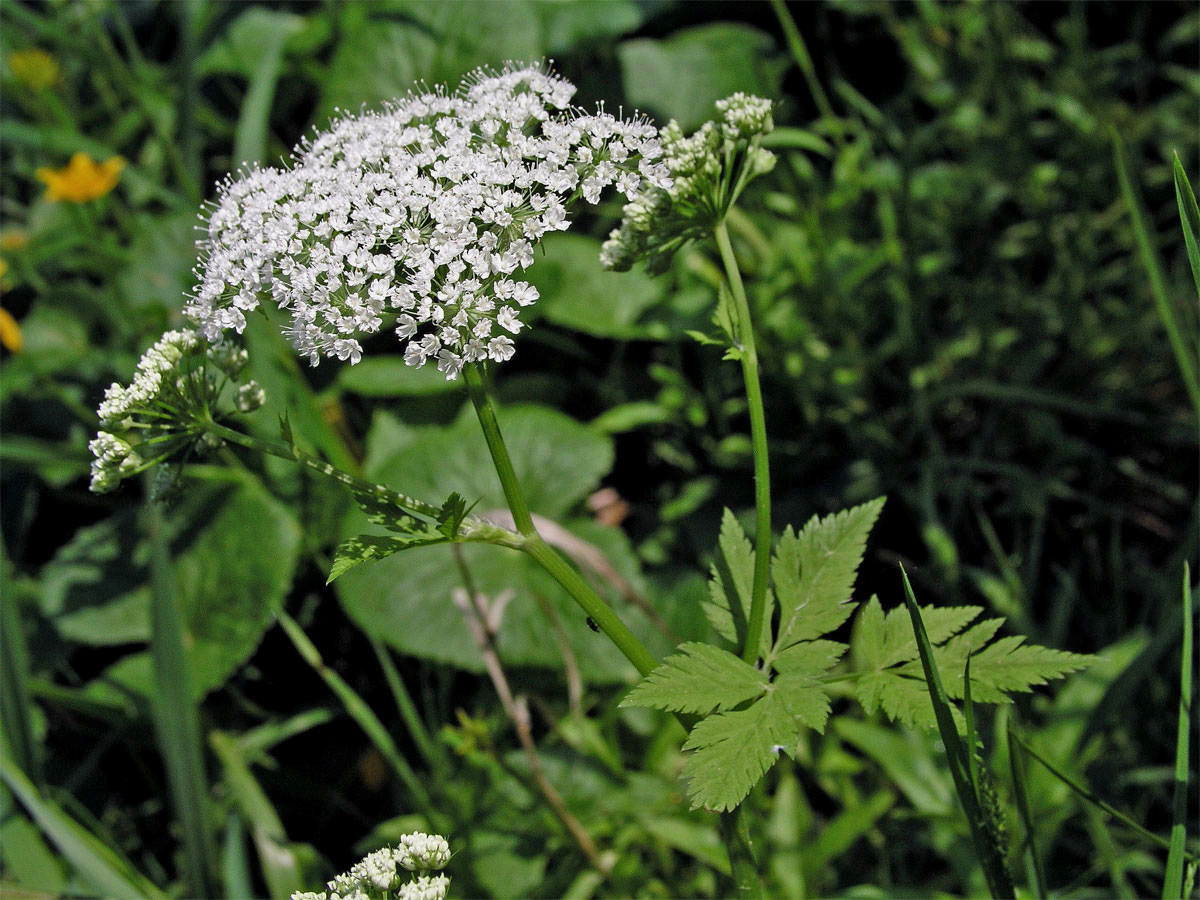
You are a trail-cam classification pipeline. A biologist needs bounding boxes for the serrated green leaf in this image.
[703,509,755,645]
[621,642,768,715]
[852,596,982,671]
[681,690,794,812]
[774,671,832,733]
[933,635,1095,702]
[771,499,885,658]
[714,282,739,346]
[328,532,450,584]
[435,492,474,539]
[772,640,846,676]
[856,671,945,730]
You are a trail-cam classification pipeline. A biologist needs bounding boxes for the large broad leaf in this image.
[318,2,543,122]
[526,234,667,339]
[336,405,674,681]
[74,476,301,702]
[618,24,787,131]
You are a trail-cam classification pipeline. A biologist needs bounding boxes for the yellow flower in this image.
[0,307,23,353]
[8,49,61,91]
[35,153,125,203]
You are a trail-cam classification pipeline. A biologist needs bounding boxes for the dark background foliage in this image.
[1,2,1196,897]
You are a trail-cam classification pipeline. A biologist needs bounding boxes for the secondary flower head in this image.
[601,93,776,274]
[292,832,452,900]
[187,62,670,379]
[36,152,125,203]
[88,330,254,493]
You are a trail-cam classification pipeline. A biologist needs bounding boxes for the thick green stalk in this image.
[462,363,659,676]
[714,222,772,666]
[720,805,766,899]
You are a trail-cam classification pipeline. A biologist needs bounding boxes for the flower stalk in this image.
[715,221,772,667]
[463,362,660,677]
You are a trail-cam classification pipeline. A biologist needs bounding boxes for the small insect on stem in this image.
[586,617,600,633]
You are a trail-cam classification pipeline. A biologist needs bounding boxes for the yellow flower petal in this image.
[35,152,125,203]
[0,307,24,353]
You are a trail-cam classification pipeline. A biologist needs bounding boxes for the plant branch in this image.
[715,221,772,667]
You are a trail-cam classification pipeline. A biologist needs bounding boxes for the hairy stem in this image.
[715,221,772,666]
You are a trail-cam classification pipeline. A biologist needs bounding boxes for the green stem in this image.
[462,364,536,536]
[715,221,772,666]
[720,805,766,899]
[462,363,659,677]
[769,0,845,151]
[204,420,443,519]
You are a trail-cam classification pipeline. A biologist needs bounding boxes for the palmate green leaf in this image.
[770,498,885,658]
[680,674,831,811]
[620,642,768,715]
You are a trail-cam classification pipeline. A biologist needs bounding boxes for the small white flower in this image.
[397,875,450,900]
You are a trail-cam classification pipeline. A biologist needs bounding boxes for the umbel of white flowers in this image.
[291,832,453,900]
[600,92,776,274]
[187,62,671,379]
[88,329,260,493]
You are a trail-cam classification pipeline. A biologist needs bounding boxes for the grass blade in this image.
[1007,717,1048,899]
[370,634,449,778]
[900,566,1015,899]
[210,730,308,900]
[146,503,218,900]
[0,587,41,783]
[0,753,163,898]
[1015,733,1197,858]
[276,611,446,832]
[1173,152,1200,301]
[1112,130,1200,417]
[1163,563,1194,899]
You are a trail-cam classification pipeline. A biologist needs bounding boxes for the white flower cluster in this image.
[600,94,776,275]
[96,330,200,428]
[88,329,258,493]
[291,832,452,900]
[187,63,671,380]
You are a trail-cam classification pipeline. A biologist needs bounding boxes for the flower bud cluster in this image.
[88,329,258,493]
[187,63,671,380]
[291,832,451,900]
[600,93,777,275]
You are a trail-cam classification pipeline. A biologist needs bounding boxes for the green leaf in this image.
[922,635,1095,703]
[851,595,982,670]
[773,671,833,733]
[1173,151,1200,301]
[318,2,542,122]
[771,639,846,676]
[681,690,794,812]
[328,531,451,584]
[77,478,301,702]
[771,498,885,657]
[618,24,787,131]
[856,671,948,731]
[526,233,667,339]
[620,642,768,715]
[336,356,461,397]
[702,509,756,646]
[0,755,163,899]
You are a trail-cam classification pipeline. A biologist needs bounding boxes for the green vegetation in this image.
[1,2,1195,898]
